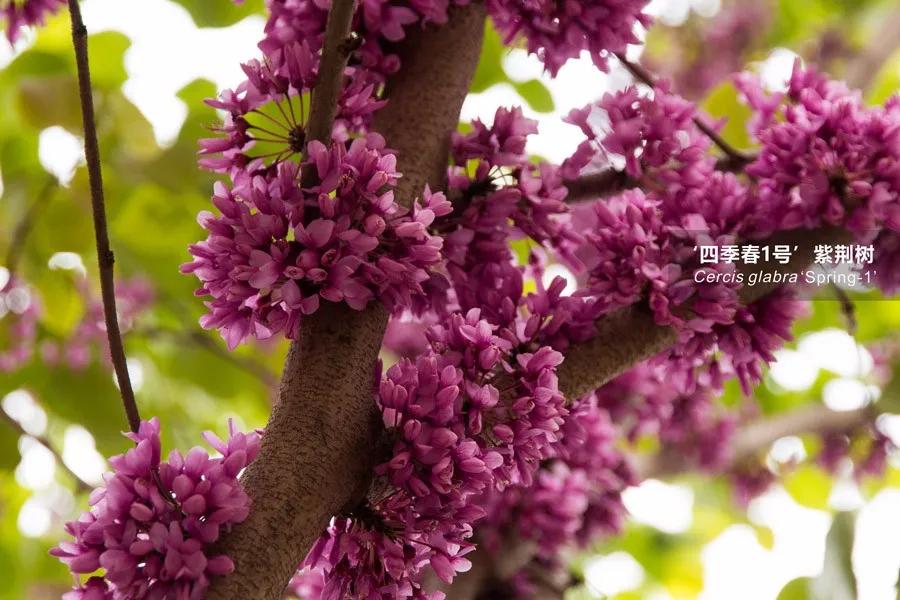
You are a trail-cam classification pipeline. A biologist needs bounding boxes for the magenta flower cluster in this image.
[198,40,383,174]
[737,62,900,239]
[173,0,900,595]
[192,0,528,347]
[564,84,772,393]
[52,419,261,599]
[440,106,576,326]
[185,136,450,348]
[478,396,634,588]
[298,308,568,598]
[486,0,652,76]
[594,356,740,471]
[2,0,65,43]
[0,276,40,372]
[0,276,152,373]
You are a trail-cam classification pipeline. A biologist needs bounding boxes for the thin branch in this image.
[563,169,636,203]
[562,156,750,204]
[305,1,356,146]
[66,0,140,434]
[558,225,848,399]
[298,0,356,188]
[615,53,754,169]
[844,8,900,90]
[637,403,874,479]
[833,284,858,337]
[5,177,57,278]
[1,409,92,493]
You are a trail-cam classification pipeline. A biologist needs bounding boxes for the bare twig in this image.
[1,409,92,493]
[298,0,356,189]
[615,53,754,168]
[562,156,750,204]
[832,284,858,337]
[305,1,356,146]
[563,169,636,203]
[67,0,141,433]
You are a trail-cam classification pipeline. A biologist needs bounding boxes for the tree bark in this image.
[373,2,487,207]
[208,5,487,598]
[558,226,846,399]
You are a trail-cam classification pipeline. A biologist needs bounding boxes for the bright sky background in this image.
[3,0,900,597]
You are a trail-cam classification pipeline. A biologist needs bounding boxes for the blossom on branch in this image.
[486,0,652,76]
[185,136,451,348]
[52,419,262,599]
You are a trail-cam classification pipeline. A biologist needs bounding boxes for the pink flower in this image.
[52,419,262,597]
[486,0,652,76]
[2,0,65,43]
[185,137,449,348]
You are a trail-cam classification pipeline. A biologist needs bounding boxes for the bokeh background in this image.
[2,0,900,598]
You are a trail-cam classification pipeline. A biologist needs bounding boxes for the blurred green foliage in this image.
[0,0,898,598]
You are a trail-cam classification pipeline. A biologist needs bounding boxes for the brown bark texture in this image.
[208,4,487,598]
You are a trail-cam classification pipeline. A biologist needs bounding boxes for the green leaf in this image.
[514,79,554,113]
[86,32,131,90]
[754,524,775,550]
[0,426,18,472]
[102,92,161,162]
[866,49,900,105]
[700,82,754,153]
[3,51,70,80]
[470,22,507,94]
[783,465,832,510]
[172,0,265,27]
[29,270,85,337]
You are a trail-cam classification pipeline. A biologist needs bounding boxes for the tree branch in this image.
[67,0,141,434]
[208,4,487,598]
[305,0,356,146]
[371,3,488,207]
[561,158,753,204]
[615,53,753,169]
[558,226,847,399]
[563,169,636,203]
[637,403,873,479]
[1,408,92,493]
